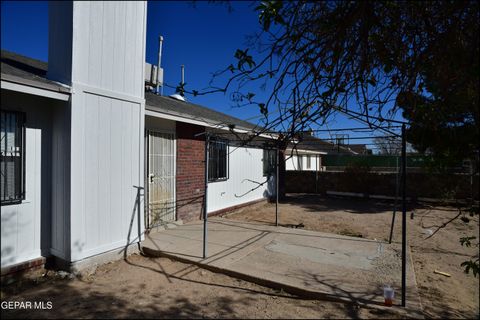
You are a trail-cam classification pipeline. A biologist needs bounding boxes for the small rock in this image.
[421,228,433,236]
[57,271,70,279]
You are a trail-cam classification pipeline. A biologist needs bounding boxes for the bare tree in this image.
[173,1,479,273]
[183,0,479,276]
[373,136,401,155]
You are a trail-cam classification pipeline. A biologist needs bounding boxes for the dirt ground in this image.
[2,253,408,319]
[224,194,480,319]
[1,194,478,319]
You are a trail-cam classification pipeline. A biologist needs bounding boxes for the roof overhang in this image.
[145,107,278,140]
[1,74,71,101]
[285,148,328,155]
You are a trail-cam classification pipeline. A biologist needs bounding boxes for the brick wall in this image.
[176,122,206,222]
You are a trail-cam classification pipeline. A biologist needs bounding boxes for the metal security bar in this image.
[208,138,228,182]
[263,148,276,176]
[1,110,25,205]
[146,130,176,228]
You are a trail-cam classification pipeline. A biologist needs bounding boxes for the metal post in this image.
[401,124,407,307]
[156,36,163,95]
[389,156,400,244]
[203,135,209,259]
[275,146,279,226]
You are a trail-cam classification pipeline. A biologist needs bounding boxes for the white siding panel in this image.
[51,103,70,259]
[109,101,123,240]
[98,97,111,244]
[207,147,274,213]
[86,1,104,88]
[123,1,137,97]
[69,91,86,261]
[60,0,147,262]
[112,1,127,93]
[72,1,145,97]
[134,2,145,97]
[71,1,90,83]
[84,94,99,249]
[69,93,143,261]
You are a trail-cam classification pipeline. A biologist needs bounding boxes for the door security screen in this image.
[147,130,176,228]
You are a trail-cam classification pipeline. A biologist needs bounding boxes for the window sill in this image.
[1,199,30,206]
[208,178,229,183]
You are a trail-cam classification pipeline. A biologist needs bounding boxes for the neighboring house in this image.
[1,1,279,272]
[285,133,356,171]
[348,144,373,155]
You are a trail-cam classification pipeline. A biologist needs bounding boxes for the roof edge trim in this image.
[1,79,70,101]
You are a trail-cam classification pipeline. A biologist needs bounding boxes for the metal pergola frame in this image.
[197,119,409,307]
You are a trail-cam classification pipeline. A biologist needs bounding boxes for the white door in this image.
[146,130,176,228]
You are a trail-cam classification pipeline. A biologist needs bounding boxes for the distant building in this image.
[348,144,373,155]
[285,132,357,171]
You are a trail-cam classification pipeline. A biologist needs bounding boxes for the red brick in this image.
[176,122,206,222]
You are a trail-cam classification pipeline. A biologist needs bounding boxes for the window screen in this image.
[208,138,228,181]
[1,111,25,205]
[306,155,311,169]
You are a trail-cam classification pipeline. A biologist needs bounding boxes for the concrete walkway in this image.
[142,217,423,316]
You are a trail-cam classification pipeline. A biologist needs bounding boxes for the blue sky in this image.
[1,1,402,150]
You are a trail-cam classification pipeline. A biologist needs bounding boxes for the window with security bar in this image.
[1,110,26,205]
[263,149,276,176]
[208,138,228,182]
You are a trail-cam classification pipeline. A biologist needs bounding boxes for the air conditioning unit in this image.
[145,62,163,86]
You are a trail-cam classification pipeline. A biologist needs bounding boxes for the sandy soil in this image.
[2,254,405,319]
[224,194,480,319]
[1,194,477,319]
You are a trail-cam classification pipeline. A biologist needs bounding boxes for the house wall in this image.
[176,122,206,222]
[47,1,147,263]
[147,119,278,220]
[1,90,65,267]
[50,101,71,260]
[286,153,322,171]
[207,146,275,213]
[48,1,146,98]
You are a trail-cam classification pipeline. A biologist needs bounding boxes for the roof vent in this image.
[169,64,186,101]
[169,93,186,101]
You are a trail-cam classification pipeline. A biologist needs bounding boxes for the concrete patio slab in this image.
[142,217,423,316]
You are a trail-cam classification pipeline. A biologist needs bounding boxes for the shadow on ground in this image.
[281,194,425,214]
[0,254,424,319]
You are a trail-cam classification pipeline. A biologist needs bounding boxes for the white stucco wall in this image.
[207,146,275,213]
[1,91,64,267]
